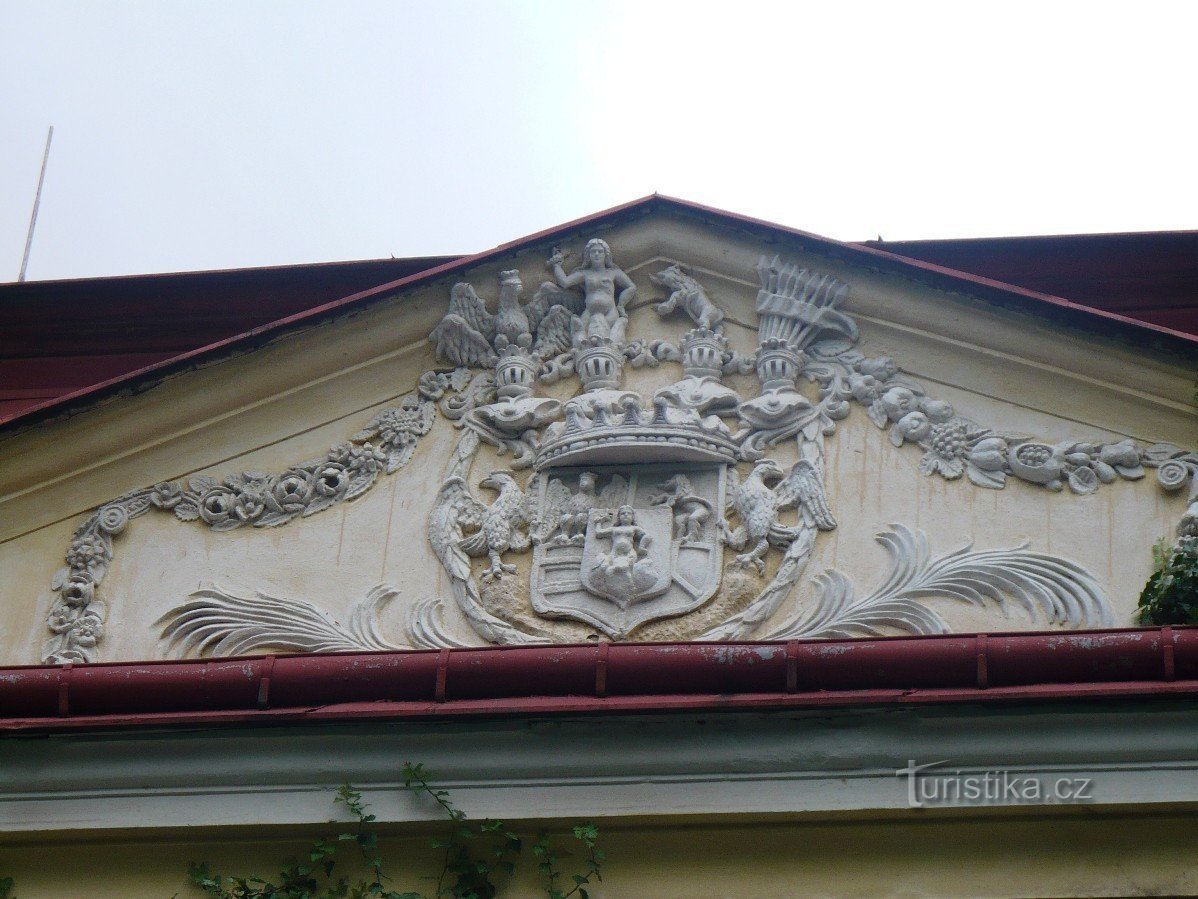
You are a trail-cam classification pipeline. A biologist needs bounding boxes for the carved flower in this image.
[66,534,111,572]
[150,481,184,509]
[1098,439,1144,479]
[968,437,1008,472]
[350,442,387,474]
[46,604,79,634]
[1007,442,1065,489]
[95,503,130,536]
[418,370,449,400]
[315,462,349,496]
[378,404,430,447]
[233,489,267,522]
[880,387,919,422]
[856,356,898,380]
[68,611,105,648]
[271,472,313,512]
[1157,459,1191,492]
[198,486,240,529]
[60,575,95,608]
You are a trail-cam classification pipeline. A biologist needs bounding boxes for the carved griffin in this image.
[722,458,836,572]
[428,470,532,582]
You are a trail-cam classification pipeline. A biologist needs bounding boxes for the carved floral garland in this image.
[43,255,1198,663]
[41,372,462,663]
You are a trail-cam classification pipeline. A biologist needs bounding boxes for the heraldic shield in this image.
[530,463,726,638]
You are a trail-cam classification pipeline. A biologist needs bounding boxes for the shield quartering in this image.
[530,463,726,638]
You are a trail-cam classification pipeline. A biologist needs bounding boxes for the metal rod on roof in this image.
[18,125,54,283]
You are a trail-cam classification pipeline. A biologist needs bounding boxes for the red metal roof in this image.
[1,628,1193,733]
[0,255,457,422]
[2,195,1194,433]
[863,230,1198,336]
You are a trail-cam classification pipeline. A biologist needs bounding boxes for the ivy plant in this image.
[1138,537,1198,626]
[188,764,603,899]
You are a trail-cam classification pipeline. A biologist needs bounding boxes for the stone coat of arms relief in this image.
[39,238,1198,662]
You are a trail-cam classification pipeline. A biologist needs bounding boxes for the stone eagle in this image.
[428,471,532,582]
[722,458,836,572]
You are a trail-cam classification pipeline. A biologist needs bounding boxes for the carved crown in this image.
[681,328,728,378]
[755,338,803,390]
[536,393,738,470]
[573,336,624,391]
[495,342,538,400]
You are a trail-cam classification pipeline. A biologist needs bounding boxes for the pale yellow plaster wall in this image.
[1,211,1193,664]
[1,811,1195,897]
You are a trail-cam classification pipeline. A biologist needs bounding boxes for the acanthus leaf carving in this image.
[43,381,449,664]
[157,584,402,657]
[763,524,1112,639]
[50,241,1198,663]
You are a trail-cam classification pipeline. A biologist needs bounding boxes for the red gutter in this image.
[1,628,1194,734]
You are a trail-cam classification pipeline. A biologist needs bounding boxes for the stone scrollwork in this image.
[48,238,1198,663]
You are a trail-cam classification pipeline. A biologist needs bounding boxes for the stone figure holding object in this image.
[588,505,660,596]
[547,239,636,343]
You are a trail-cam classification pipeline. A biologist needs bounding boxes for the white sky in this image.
[3,1,1197,281]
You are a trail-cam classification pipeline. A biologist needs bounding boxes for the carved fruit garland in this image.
[49,248,1198,662]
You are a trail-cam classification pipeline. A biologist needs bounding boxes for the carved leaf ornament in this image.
[45,246,1197,662]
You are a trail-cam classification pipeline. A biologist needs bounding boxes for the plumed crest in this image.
[534,477,575,542]
[532,304,576,359]
[598,474,632,508]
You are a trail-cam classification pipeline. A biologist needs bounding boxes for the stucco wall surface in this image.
[0,212,1193,665]
[1,811,1195,898]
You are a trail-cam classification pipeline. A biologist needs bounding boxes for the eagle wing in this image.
[532,304,576,359]
[524,280,583,330]
[598,474,631,509]
[724,465,741,518]
[773,459,836,531]
[449,283,494,338]
[429,477,489,576]
[430,284,497,368]
[533,476,574,543]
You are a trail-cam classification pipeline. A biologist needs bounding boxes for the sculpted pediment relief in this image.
[33,226,1197,664]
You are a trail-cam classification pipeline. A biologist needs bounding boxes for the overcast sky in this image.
[3,1,1197,282]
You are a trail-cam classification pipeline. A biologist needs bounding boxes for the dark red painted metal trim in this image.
[0,628,1194,734]
[5,195,1194,434]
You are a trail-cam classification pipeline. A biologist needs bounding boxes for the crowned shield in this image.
[529,463,726,638]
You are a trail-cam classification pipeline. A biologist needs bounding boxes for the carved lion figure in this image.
[650,264,726,331]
